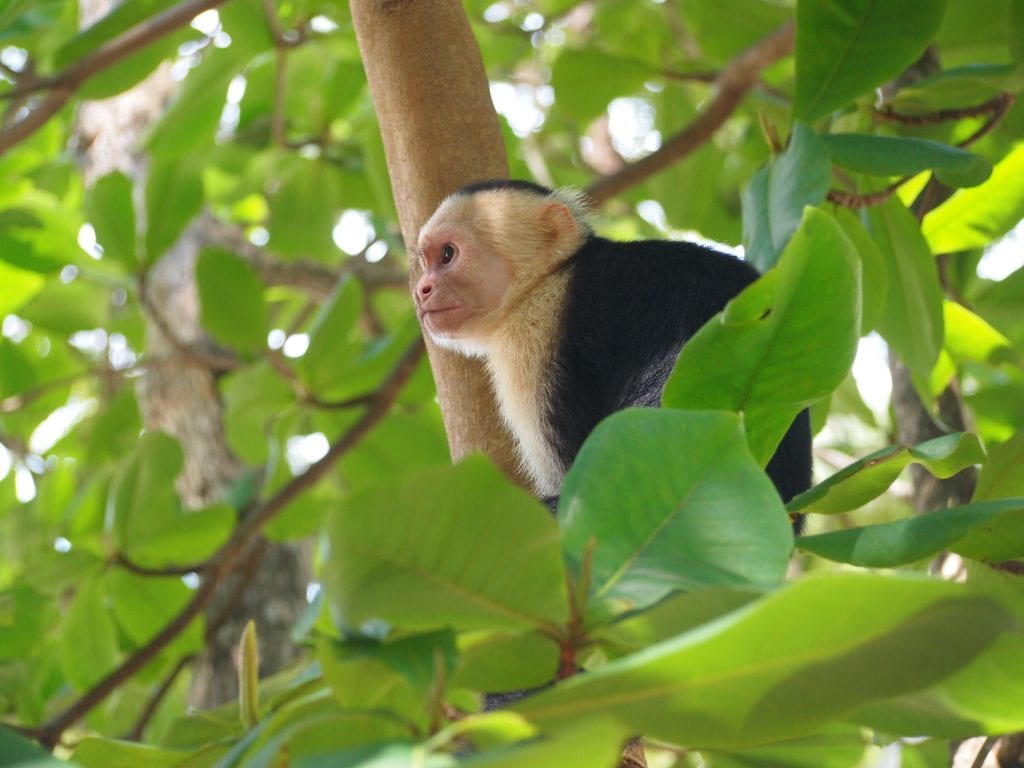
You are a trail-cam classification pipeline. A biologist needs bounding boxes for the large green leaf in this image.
[196,247,268,354]
[794,0,949,122]
[86,171,137,269]
[549,49,651,120]
[922,144,1024,253]
[268,158,343,259]
[516,573,1009,749]
[788,432,986,515]
[324,455,569,633]
[742,122,831,271]
[18,279,110,333]
[866,197,944,378]
[853,632,1024,737]
[105,570,204,655]
[72,738,192,768]
[821,134,992,188]
[460,716,627,768]
[665,207,860,465]
[560,410,792,614]
[798,498,1024,567]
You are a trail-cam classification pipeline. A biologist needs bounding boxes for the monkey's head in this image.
[412,181,590,357]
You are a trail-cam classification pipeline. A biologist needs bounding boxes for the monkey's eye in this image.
[440,244,456,265]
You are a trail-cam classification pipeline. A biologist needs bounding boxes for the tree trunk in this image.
[349,0,526,486]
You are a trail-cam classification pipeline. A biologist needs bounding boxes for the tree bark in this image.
[349,0,525,485]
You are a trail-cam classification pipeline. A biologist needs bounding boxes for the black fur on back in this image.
[544,235,812,504]
[456,179,554,198]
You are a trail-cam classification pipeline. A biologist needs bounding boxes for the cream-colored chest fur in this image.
[484,271,570,497]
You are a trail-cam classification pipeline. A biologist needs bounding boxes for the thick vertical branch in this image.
[349,0,524,483]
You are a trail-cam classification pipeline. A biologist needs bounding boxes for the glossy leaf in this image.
[196,247,268,354]
[560,410,792,613]
[821,133,992,188]
[922,145,1024,253]
[666,207,860,465]
[72,738,190,768]
[788,432,986,515]
[324,455,569,633]
[0,261,45,316]
[517,573,1009,749]
[86,171,137,269]
[742,122,831,271]
[798,499,1024,567]
[866,198,944,377]
[794,0,948,122]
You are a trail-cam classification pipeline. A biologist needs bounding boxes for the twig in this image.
[112,552,208,577]
[585,22,794,205]
[122,655,195,741]
[874,93,1013,127]
[28,337,425,750]
[970,736,999,768]
[0,0,230,156]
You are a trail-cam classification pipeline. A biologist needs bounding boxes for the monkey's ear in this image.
[539,201,579,253]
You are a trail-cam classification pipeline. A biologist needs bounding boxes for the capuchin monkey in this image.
[413,179,811,510]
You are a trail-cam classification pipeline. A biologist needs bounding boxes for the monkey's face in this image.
[413,203,513,355]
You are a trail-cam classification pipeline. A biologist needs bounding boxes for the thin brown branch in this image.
[122,654,195,741]
[826,175,910,209]
[29,338,425,750]
[970,736,999,768]
[112,552,207,577]
[874,92,1013,126]
[585,21,794,205]
[0,0,230,156]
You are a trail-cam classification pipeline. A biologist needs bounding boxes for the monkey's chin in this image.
[424,329,488,358]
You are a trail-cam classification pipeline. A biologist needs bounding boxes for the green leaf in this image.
[798,499,1024,567]
[853,632,1024,737]
[794,0,949,122]
[974,431,1024,501]
[0,725,69,767]
[922,144,1024,253]
[866,197,944,377]
[196,248,268,354]
[296,278,362,393]
[86,171,136,269]
[549,49,651,120]
[105,570,203,655]
[72,737,191,768]
[144,159,203,262]
[0,585,47,660]
[821,134,992,188]
[108,432,234,567]
[454,631,560,694]
[561,410,792,614]
[516,573,1010,749]
[742,122,832,271]
[831,208,888,332]
[953,503,1024,562]
[18,279,109,333]
[679,0,794,62]
[665,207,861,465]
[460,715,628,768]
[0,261,45,316]
[706,724,871,768]
[222,362,296,464]
[788,432,986,515]
[0,338,35,398]
[324,455,569,633]
[59,574,119,691]
[268,158,343,259]
[944,300,1012,366]
[147,45,245,157]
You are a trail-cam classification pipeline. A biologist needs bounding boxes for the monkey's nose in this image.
[417,280,433,301]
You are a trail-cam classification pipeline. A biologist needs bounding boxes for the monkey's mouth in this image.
[418,305,465,331]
